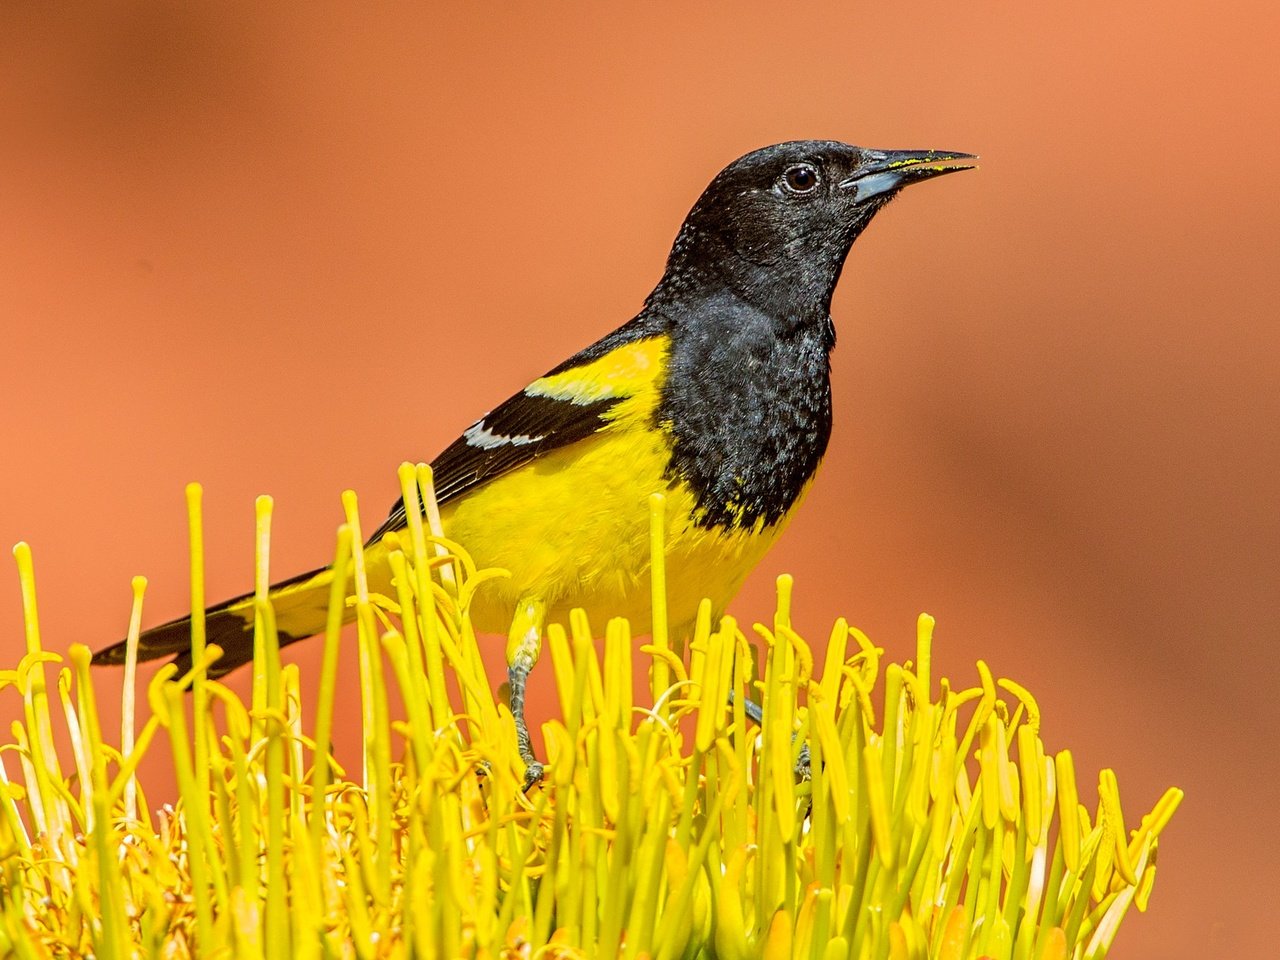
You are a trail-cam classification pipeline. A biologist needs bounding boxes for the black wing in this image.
[367,388,620,544]
[366,315,673,545]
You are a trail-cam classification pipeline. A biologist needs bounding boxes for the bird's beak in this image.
[839,149,976,203]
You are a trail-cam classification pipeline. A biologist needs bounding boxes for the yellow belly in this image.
[438,424,795,636]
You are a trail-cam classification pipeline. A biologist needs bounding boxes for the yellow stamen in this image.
[0,485,1179,958]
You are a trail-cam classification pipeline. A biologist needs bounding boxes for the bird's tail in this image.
[91,564,345,679]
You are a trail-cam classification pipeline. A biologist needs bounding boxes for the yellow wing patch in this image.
[524,335,670,406]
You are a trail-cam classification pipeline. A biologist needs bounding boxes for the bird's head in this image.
[658,140,974,321]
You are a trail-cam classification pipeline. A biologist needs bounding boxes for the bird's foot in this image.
[521,760,545,793]
[795,742,812,782]
[733,691,813,781]
[508,654,546,793]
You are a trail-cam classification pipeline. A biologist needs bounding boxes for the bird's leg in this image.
[507,597,547,790]
[733,692,812,781]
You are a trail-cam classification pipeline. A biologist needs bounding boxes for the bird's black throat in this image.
[640,188,860,532]
[655,285,835,532]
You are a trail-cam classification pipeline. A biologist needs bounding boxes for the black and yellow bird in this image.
[94,140,973,782]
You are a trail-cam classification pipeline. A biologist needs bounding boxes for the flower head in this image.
[0,472,1179,958]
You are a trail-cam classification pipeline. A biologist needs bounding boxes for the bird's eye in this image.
[781,164,820,194]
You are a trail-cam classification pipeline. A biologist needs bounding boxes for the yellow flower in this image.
[0,469,1180,958]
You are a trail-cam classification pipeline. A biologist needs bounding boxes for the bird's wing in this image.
[367,326,669,544]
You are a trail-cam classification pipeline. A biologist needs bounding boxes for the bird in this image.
[93,140,973,785]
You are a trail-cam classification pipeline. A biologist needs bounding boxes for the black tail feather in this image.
[91,602,256,677]
[92,564,333,679]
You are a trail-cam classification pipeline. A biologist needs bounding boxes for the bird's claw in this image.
[795,743,812,782]
[521,760,545,793]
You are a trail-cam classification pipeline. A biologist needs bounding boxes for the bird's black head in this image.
[655,140,973,323]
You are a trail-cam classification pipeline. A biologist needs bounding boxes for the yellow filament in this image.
[0,486,1179,959]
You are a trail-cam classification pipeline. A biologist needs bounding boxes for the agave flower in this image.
[0,465,1179,958]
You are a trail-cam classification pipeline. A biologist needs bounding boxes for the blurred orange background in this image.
[2,4,1276,956]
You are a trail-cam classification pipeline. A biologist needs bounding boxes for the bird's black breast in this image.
[657,292,833,530]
